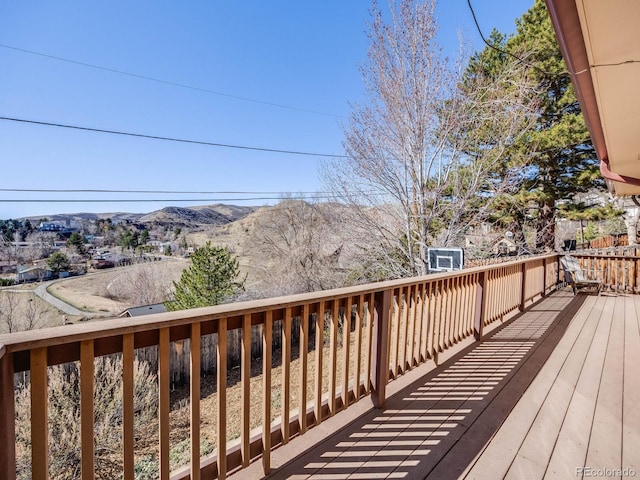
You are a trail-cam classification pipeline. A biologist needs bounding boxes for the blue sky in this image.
[0,0,533,219]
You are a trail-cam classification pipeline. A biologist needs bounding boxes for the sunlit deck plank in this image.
[544,295,615,479]
[228,290,640,480]
[625,296,640,471]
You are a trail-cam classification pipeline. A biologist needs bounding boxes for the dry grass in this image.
[48,260,187,315]
[0,290,70,333]
[134,322,373,473]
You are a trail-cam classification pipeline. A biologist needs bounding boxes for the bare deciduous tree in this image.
[15,356,158,480]
[251,200,347,295]
[324,0,537,279]
[0,292,48,333]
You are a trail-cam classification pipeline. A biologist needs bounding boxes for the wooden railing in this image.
[0,254,560,480]
[572,252,640,292]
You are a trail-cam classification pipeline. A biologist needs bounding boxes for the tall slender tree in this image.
[325,0,537,279]
[504,0,600,250]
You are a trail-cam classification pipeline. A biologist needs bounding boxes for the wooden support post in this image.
[371,289,391,408]
[0,351,16,480]
[474,272,487,341]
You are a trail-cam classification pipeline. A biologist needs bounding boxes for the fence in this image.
[571,250,640,292]
[0,253,560,480]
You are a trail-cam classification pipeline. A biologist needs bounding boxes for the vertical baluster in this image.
[391,289,401,378]
[414,283,425,364]
[406,285,416,369]
[354,295,363,401]
[80,340,94,480]
[400,286,410,373]
[159,328,170,480]
[282,308,292,443]
[299,304,309,433]
[365,294,374,394]
[217,318,227,479]
[31,347,48,480]
[262,312,272,475]
[459,275,467,337]
[342,297,351,408]
[122,334,134,480]
[329,300,338,415]
[436,281,446,352]
[422,282,431,359]
[453,276,462,343]
[445,277,454,347]
[241,314,251,466]
[190,324,201,480]
[314,302,324,424]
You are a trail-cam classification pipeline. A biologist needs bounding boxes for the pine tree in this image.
[507,0,601,250]
[165,242,245,311]
[47,252,70,275]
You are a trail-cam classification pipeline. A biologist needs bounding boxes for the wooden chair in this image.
[560,255,602,295]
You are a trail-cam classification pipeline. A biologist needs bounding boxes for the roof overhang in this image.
[545,0,640,196]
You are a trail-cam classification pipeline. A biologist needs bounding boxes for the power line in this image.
[0,188,334,195]
[466,0,557,78]
[0,43,344,118]
[0,116,349,159]
[0,192,389,203]
[0,197,335,203]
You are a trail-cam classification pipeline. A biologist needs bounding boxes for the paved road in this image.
[34,281,96,317]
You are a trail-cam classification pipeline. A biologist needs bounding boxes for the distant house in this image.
[119,303,167,317]
[39,222,65,232]
[15,266,53,283]
[491,237,518,256]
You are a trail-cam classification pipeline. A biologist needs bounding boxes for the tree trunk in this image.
[536,199,556,252]
[625,210,639,246]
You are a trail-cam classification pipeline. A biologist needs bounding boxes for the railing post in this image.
[520,262,528,311]
[371,289,391,408]
[474,272,487,341]
[0,351,16,480]
[542,257,548,297]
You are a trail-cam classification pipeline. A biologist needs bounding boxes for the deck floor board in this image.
[229,290,640,480]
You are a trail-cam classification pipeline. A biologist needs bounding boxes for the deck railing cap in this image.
[0,252,560,355]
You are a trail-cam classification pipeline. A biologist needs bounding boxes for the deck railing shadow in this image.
[0,254,561,480]
[266,290,587,480]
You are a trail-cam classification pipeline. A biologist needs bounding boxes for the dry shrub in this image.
[15,356,158,480]
[106,264,180,307]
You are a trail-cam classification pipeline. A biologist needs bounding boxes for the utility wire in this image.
[0,43,344,118]
[466,0,640,78]
[466,0,555,77]
[0,192,389,203]
[0,197,334,203]
[0,115,349,159]
[0,188,338,195]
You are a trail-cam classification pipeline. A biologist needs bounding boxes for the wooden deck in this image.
[233,289,640,479]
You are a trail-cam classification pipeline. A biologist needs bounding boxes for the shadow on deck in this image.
[233,289,612,479]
